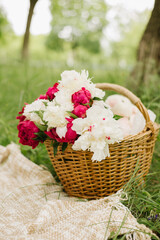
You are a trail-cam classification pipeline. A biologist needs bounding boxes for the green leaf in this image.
[32,137,40,141]
[34,110,47,124]
[34,131,48,141]
[35,123,47,131]
[113,114,123,120]
[93,97,102,101]
[42,101,48,107]
[52,140,59,156]
[66,111,78,119]
[34,110,44,119]
[62,142,68,152]
[89,99,93,105]
[81,103,91,107]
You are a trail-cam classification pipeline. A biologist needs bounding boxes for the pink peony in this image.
[72,87,91,106]
[38,94,48,100]
[45,118,78,143]
[65,118,78,143]
[46,82,59,100]
[73,105,88,118]
[17,120,40,149]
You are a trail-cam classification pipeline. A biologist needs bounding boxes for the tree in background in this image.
[46,0,107,54]
[133,0,160,85]
[21,0,38,60]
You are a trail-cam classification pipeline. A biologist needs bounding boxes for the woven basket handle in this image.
[96,83,153,130]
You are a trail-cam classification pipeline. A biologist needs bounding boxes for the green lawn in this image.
[0,59,160,238]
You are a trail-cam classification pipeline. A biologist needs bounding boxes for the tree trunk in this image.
[132,0,160,85]
[21,0,38,60]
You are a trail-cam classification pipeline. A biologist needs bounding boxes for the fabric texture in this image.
[0,143,157,240]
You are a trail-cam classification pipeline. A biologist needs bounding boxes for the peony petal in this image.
[56,126,67,138]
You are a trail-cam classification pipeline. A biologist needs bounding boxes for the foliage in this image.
[108,9,151,66]
[122,172,160,238]
[0,7,12,43]
[46,0,107,53]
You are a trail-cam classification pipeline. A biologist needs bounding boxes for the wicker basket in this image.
[45,83,159,199]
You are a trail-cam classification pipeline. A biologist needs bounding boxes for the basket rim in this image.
[123,122,159,141]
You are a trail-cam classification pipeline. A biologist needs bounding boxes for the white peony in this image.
[60,70,81,86]
[72,102,123,162]
[56,126,67,138]
[54,89,74,111]
[57,70,84,94]
[43,101,69,129]
[23,99,48,125]
[86,101,113,119]
[56,70,105,99]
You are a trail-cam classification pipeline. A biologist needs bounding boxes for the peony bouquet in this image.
[17,70,123,162]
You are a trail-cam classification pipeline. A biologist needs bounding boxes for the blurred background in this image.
[0,0,158,73]
[0,0,159,83]
[0,1,160,234]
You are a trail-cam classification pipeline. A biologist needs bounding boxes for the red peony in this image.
[17,120,40,149]
[45,118,78,143]
[16,104,27,122]
[72,87,91,107]
[45,128,58,141]
[46,82,59,100]
[73,105,88,118]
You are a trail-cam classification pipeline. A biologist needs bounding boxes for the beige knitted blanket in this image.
[0,143,157,240]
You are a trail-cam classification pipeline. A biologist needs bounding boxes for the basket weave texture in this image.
[45,83,159,199]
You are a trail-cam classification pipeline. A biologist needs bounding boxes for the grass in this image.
[0,57,160,238]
